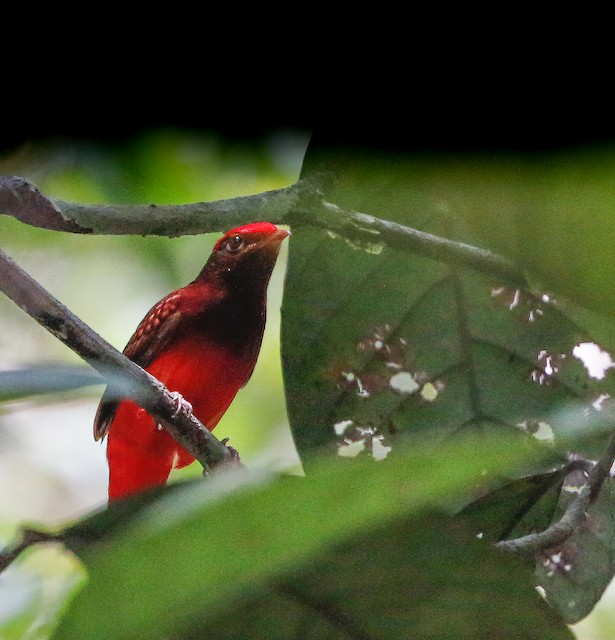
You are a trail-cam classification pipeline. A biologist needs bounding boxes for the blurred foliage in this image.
[301,138,615,318]
[47,433,572,640]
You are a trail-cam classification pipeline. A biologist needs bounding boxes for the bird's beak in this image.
[251,227,290,257]
[267,227,291,246]
[275,228,291,240]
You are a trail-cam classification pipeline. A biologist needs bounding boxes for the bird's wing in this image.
[123,295,185,369]
[93,291,194,441]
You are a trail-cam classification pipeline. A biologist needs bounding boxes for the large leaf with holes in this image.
[283,147,615,464]
[281,139,615,623]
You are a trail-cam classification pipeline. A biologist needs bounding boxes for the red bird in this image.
[93,222,290,501]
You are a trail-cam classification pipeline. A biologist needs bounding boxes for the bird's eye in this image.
[226,234,244,253]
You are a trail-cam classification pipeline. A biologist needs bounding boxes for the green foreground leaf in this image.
[188,512,573,640]
[458,468,568,543]
[52,433,564,639]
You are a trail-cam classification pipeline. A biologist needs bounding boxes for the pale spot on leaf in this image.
[420,382,439,402]
[509,288,521,310]
[592,393,610,411]
[540,351,557,376]
[337,440,366,458]
[326,230,384,255]
[385,361,403,370]
[389,371,419,395]
[362,242,384,255]
[532,421,554,443]
[563,484,585,495]
[517,420,555,444]
[356,377,370,398]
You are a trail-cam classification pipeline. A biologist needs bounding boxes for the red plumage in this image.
[93,222,289,500]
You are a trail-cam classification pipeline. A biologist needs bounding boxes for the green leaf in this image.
[52,432,550,639]
[300,137,615,318]
[0,546,84,640]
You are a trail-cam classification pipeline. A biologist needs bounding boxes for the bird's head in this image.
[198,222,290,291]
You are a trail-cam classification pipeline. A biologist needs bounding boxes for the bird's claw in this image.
[169,391,193,417]
[220,437,241,463]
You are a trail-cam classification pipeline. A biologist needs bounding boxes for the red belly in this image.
[149,336,252,431]
[106,335,253,498]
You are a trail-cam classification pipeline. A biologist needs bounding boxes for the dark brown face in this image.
[193,223,290,353]
[200,223,290,295]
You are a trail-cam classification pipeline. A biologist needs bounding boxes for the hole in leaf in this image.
[572,342,615,380]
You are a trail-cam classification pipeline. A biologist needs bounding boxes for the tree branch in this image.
[1,174,529,287]
[0,176,88,233]
[287,200,529,288]
[0,175,308,236]
[0,247,238,472]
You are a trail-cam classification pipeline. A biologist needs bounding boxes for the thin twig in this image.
[0,248,237,472]
[0,528,60,572]
[496,431,615,553]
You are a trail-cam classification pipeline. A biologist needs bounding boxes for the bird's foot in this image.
[169,391,193,417]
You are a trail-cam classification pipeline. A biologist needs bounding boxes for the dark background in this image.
[4,86,614,154]
[5,21,612,156]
